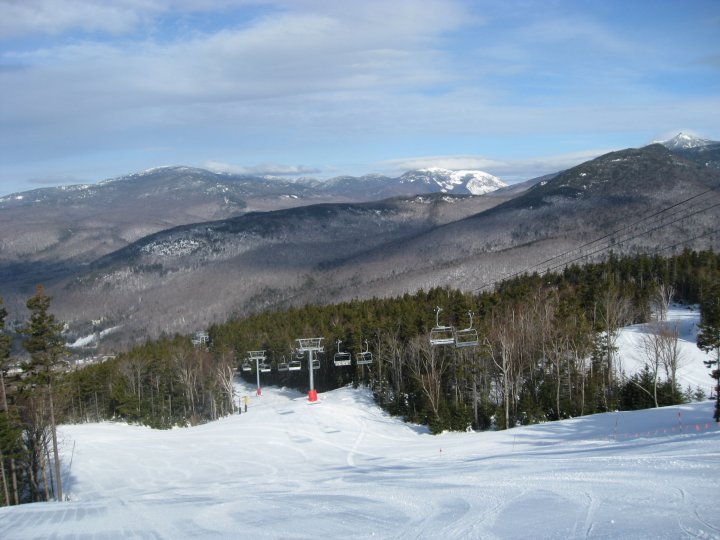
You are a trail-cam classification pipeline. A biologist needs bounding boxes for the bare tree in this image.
[487,307,518,430]
[172,345,198,418]
[597,287,634,407]
[405,336,447,420]
[378,329,404,405]
[118,355,147,416]
[658,323,683,390]
[214,349,236,415]
[640,322,664,408]
[652,283,675,323]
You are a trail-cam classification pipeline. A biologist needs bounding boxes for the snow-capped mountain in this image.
[657,132,716,150]
[657,132,720,171]
[399,167,507,195]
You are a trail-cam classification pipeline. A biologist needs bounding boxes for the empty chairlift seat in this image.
[429,307,455,346]
[454,311,479,348]
[258,360,272,373]
[334,340,352,367]
[288,358,302,371]
[355,339,373,365]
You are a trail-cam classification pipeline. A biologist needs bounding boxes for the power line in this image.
[472,187,720,292]
[542,202,720,275]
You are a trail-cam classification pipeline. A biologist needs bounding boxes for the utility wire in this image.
[473,186,720,292]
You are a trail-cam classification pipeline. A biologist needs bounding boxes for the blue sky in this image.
[1,0,719,196]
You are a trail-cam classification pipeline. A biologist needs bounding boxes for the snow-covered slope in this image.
[657,132,717,151]
[617,304,716,394]
[2,383,718,538]
[400,167,507,194]
[1,306,718,538]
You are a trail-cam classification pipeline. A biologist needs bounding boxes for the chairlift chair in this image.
[277,356,290,372]
[288,359,302,371]
[429,307,455,346]
[258,360,272,373]
[454,311,479,348]
[355,339,373,366]
[333,340,352,367]
[288,349,302,371]
[241,360,252,372]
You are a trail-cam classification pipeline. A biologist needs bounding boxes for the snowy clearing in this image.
[617,305,715,394]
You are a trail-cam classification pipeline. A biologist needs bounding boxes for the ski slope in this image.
[1,304,719,539]
[616,305,715,394]
[1,381,718,539]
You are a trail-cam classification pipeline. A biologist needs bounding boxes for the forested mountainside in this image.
[36,143,719,347]
[45,250,720,433]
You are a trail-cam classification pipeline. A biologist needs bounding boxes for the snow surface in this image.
[657,132,716,150]
[1,309,719,539]
[401,168,507,195]
[617,305,716,395]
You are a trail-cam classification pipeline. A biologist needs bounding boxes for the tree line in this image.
[1,249,719,505]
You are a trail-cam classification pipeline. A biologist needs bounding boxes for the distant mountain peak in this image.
[400,168,507,195]
[656,132,716,150]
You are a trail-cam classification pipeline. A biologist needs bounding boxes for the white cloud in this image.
[381,148,617,182]
[205,161,321,176]
[1,1,719,195]
[0,0,164,38]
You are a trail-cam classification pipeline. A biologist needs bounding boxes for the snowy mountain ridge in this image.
[657,132,717,150]
[400,167,507,195]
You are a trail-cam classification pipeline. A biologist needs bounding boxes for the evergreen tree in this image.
[19,286,66,501]
[697,283,720,421]
[0,297,19,505]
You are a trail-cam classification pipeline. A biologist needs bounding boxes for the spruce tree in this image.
[19,286,66,501]
[697,284,720,421]
[0,297,16,505]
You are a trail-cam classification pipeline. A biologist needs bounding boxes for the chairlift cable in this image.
[471,187,720,292]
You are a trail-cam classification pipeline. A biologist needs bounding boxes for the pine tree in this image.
[0,297,18,505]
[19,286,66,501]
[697,284,720,421]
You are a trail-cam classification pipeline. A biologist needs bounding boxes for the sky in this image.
[1,0,719,196]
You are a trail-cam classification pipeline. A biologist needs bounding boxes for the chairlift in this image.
[429,307,455,346]
[454,311,479,348]
[259,360,272,373]
[288,349,302,371]
[241,360,252,372]
[288,359,302,371]
[333,340,352,367]
[355,339,373,366]
[277,356,290,372]
[312,357,320,370]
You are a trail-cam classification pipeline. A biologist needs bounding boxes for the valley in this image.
[0,136,718,349]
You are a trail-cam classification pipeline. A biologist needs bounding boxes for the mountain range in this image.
[0,134,718,348]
